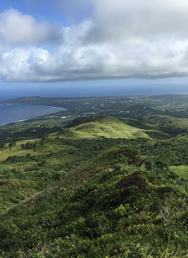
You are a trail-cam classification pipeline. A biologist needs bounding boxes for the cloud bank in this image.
[1,0,188,82]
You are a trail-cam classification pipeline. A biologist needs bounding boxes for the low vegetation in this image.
[0,95,188,257]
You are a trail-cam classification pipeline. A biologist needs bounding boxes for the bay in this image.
[0,105,64,126]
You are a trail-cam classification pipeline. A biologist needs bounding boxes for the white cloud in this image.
[1,1,188,82]
[0,8,62,45]
[88,0,188,42]
[0,47,50,81]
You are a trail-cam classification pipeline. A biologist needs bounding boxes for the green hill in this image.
[0,114,188,257]
[66,115,171,139]
[71,116,150,139]
[0,145,188,257]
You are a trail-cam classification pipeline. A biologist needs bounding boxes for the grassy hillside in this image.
[170,165,188,180]
[1,115,188,214]
[0,146,188,257]
[1,113,188,257]
[70,116,149,139]
[66,115,174,140]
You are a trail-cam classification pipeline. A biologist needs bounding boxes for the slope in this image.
[0,146,188,257]
[67,116,150,139]
[0,115,188,214]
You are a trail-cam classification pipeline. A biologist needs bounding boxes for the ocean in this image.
[0,105,64,127]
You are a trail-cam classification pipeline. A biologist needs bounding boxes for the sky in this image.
[1,0,188,99]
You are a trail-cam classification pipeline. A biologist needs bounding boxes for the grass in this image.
[0,179,41,213]
[146,114,188,130]
[1,112,188,256]
[0,145,188,257]
[170,165,188,180]
[0,136,81,212]
[0,139,38,161]
[71,116,150,139]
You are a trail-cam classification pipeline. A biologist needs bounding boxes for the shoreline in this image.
[0,105,66,127]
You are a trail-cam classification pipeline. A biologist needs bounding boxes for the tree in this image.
[9,142,13,148]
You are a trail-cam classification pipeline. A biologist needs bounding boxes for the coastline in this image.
[0,104,65,127]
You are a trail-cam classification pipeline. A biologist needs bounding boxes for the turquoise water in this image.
[0,105,64,126]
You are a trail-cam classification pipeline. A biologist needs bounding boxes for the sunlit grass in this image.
[170,165,188,180]
[71,116,150,139]
[0,139,39,161]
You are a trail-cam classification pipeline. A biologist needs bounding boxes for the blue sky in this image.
[0,0,188,100]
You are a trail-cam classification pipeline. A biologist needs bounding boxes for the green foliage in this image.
[0,145,187,257]
[0,95,188,257]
